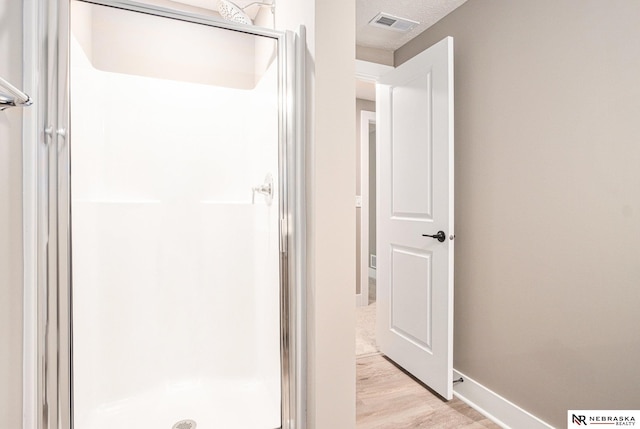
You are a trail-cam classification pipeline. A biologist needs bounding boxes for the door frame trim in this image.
[355,59,394,83]
[354,60,392,308]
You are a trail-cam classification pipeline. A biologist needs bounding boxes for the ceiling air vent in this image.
[368,12,419,32]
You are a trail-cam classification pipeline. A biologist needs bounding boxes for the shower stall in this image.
[24,1,304,428]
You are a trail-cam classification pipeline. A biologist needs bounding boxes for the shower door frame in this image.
[23,1,305,428]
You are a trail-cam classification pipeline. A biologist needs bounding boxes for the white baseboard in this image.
[368,267,376,280]
[453,369,554,429]
[355,293,367,307]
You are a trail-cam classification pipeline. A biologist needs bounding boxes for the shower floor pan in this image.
[74,379,280,429]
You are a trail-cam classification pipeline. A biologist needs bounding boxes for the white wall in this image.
[0,1,24,427]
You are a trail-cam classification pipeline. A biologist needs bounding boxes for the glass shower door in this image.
[69,2,282,428]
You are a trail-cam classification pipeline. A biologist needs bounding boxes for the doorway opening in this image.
[354,60,392,360]
[356,107,378,358]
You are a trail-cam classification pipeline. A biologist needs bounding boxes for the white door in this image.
[376,36,454,400]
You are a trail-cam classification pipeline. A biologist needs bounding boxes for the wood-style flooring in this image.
[356,354,501,429]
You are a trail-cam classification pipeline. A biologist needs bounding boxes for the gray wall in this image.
[356,98,375,294]
[356,45,393,66]
[396,1,640,427]
[0,1,24,427]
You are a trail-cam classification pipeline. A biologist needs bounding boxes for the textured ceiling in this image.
[164,0,468,52]
[356,0,467,51]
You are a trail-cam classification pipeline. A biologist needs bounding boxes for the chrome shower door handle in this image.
[252,183,271,201]
[252,173,273,205]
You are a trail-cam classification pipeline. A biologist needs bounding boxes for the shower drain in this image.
[172,419,197,429]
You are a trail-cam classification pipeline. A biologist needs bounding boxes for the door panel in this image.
[377,36,454,400]
[390,246,433,353]
[391,72,433,219]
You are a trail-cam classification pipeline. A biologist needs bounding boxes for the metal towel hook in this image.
[0,76,32,111]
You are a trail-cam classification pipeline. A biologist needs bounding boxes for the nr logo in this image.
[572,414,587,425]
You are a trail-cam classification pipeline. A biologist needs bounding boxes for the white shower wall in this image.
[70,29,281,428]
